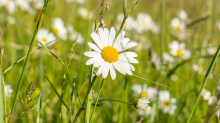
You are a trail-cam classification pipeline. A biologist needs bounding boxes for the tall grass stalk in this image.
[35,92,42,123]
[9,0,51,120]
[187,44,220,123]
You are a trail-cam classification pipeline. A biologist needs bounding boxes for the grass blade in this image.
[36,92,42,123]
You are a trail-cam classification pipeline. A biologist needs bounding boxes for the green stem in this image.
[9,1,51,121]
[90,79,105,123]
[98,99,133,105]
[187,44,220,123]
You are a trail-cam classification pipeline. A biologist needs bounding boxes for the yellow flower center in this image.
[101,46,119,63]
[141,91,148,97]
[174,24,180,30]
[163,101,168,106]
[54,28,59,34]
[5,3,9,9]
[177,49,183,57]
[82,13,88,19]
[42,38,47,42]
[141,20,146,26]
[72,0,76,1]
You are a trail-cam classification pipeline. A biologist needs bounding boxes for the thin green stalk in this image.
[3,40,56,74]
[9,0,51,120]
[36,92,42,123]
[90,79,105,123]
[73,75,97,123]
[187,44,220,123]
[39,66,70,111]
[98,99,133,105]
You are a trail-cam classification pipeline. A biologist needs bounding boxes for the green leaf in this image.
[36,92,42,123]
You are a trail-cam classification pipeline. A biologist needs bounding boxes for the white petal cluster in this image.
[207,47,217,55]
[78,7,92,20]
[0,0,15,14]
[84,27,138,80]
[135,97,151,110]
[67,25,84,44]
[37,28,56,47]
[5,84,13,98]
[52,18,67,40]
[169,40,191,59]
[201,89,211,101]
[131,84,157,100]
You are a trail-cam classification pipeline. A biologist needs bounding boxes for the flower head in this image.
[84,27,138,80]
[52,18,67,40]
[171,18,185,31]
[169,40,191,59]
[131,84,157,100]
[5,84,13,97]
[134,97,151,110]
[136,13,153,33]
[207,47,217,55]
[202,89,211,101]
[37,28,56,47]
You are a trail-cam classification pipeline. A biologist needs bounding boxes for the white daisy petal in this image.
[91,32,104,50]
[118,60,135,71]
[96,62,106,76]
[119,52,138,58]
[86,58,102,65]
[102,62,110,78]
[93,59,105,67]
[84,51,101,58]
[109,27,116,46]
[88,42,102,53]
[114,38,130,50]
[98,28,106,47]
[113,31,125,47]
[109,63,116,80]
[119,55,139,63]
[116,61,132,75]
[113,62,126,75]
[117,42,137,52]
[104,28,109,46]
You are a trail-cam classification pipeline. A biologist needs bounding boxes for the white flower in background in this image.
[67,25,84,44]
[207,47,217,55]
[171,18,185,31]
[7,16,16,24]
[177,10,188,21]
[208,96,216,105]
[150,22,160,34]
[84,27,138,80]
[66,0,85,4]
[15,0,34,14]
[131,84,157,100]
[0,0,15,14]
[151,52,161,70]
[218,22,220,30]
[159,90,177,115]
[37,28,56,47]
[138,108,151,117]
[192,64,199,71]
[5,84,13,97]
[117,13,135,30]
[52,18,67,40]
[169,40,191,59]
[136,13,153,33]
[78,7,92,20]
[201,89,211,101]
[163,52,174,64]
[134,97,151,110]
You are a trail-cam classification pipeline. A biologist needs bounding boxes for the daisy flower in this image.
[0,0,15,14]
[78,7,92,20]
[5,84,13,97]
[134,97,151,110]
[169,40,191,59]
[131,84,157,100]
[171,18,185,31]
[192,64,199,72]
[136,13,153,33]
[36,28,56,47]
[159,90,177,115]
[67,25,84,44]
[177,10,188,21]
[52,18,67,40]
[162,52,174,64]
[150,22,160,34]
[138,108,151,117]
[201,89,211,101]
[207,47,217,55]
[84,27,138,80]
[15,0,34,14]
[117,13,135,30]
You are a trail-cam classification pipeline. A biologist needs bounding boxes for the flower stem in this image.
[98,99,133,105]
[187,44,220,123]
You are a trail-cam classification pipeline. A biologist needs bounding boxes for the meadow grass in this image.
[0,0,220,123]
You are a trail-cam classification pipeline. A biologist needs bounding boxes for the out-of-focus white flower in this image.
[163,52,174,64]
[134,97,151,110]
[159,90,177,115]
[66,0,85,4]
[52,18,67,40]
[37,28,56,47]
[0,0,15,14]
[134,42,142,52]
[169,40,191,59]
[15,0,34,14]
[67,25,84,44]
[202,89,211,101]
[78,7,92,20]
[207,47,217,55]
[7,16,16,24]
[207,96,220,118]
[5,84,13,97]
[84,27,138,80]
[117,13,135,30]
[138,108,151,117]
[131,84,157,100]
[150,22,160,34]
[136,13,153,33]
[171,18,185,31]
[192,64,199,71]
[177,10,188,21]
